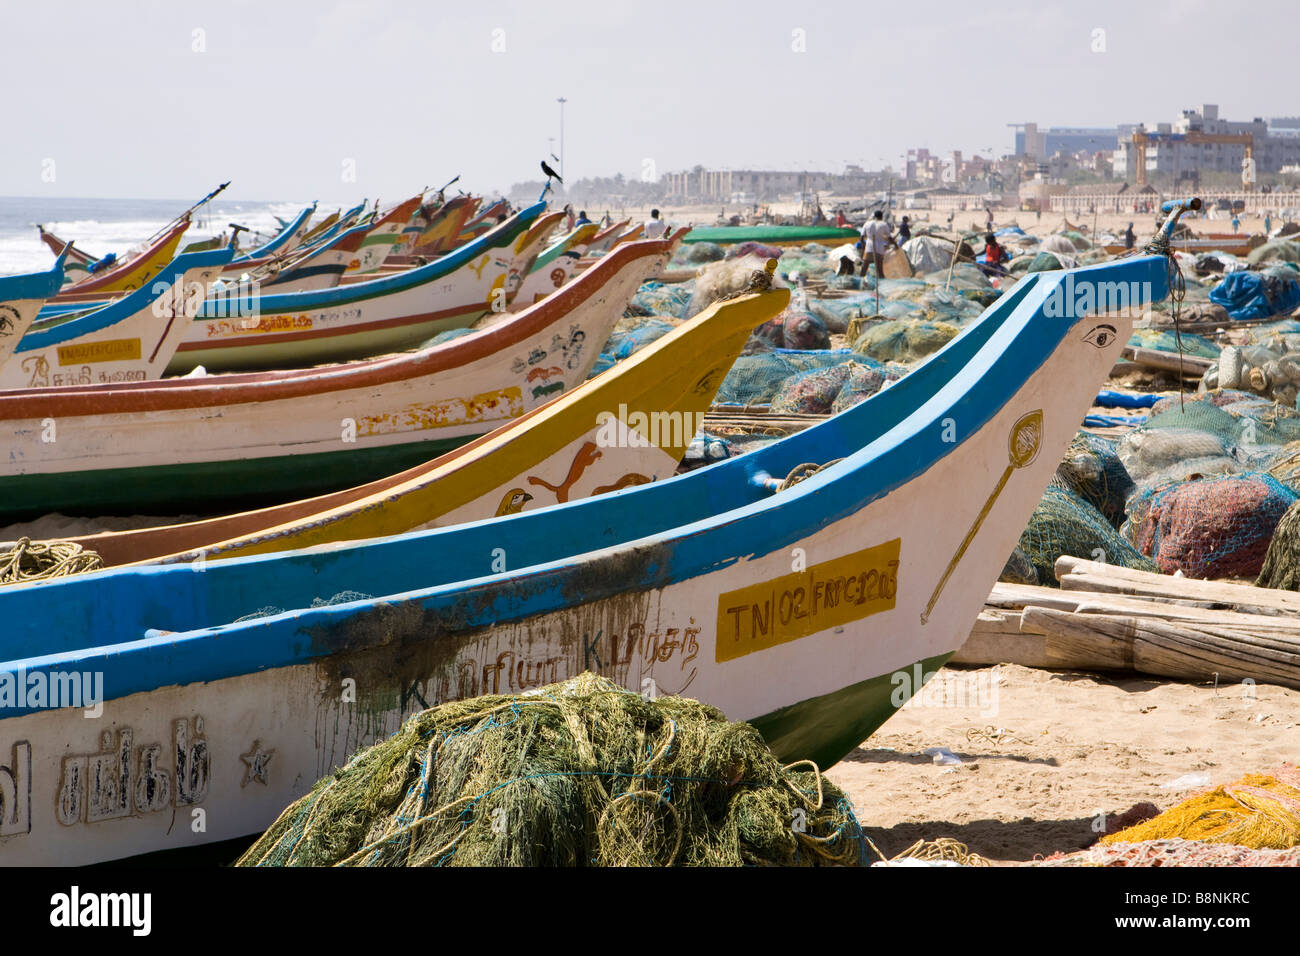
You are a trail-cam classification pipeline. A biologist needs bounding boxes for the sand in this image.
[826,663,1300,863]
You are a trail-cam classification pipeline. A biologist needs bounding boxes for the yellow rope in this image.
[0,537,103,585]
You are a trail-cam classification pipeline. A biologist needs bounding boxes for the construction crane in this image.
[1131,129,1254,186]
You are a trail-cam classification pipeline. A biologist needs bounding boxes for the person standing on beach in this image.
[985,207,994,233]
[1124,222,1136,251]
[1265,212,1273,236]
[1232,213,1241,233]
[897,216,912,243]
[644,209,667,239]
[564,204,575,230]
[860,210,893,280]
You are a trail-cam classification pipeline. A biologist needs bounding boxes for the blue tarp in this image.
[1209,270,1300,321]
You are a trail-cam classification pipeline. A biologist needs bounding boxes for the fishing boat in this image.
[584,219,632,255]
[0,252,69,369]
[0,233,678,519]
[228,203,317,264]
[253,222,371,292]
[165,202,548,374]
[53,262,780,568]
[50,217,192,298]
[344,195,424,274]
[0,217,1173,862]
[509,223,599,310]
[35,229,96,287]
[682,224,860,247]
[0,246,234,390]
[403,196,480,258]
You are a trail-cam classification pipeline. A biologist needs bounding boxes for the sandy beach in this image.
[827,663,1300,863]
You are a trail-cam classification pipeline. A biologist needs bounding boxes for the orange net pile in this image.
[1099,766,1300,850]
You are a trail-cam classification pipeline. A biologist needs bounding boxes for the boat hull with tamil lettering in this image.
[0,251,1165,864]
[1,247,234,389]
[0,235,676,520]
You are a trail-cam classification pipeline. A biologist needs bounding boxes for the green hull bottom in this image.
[750,652,955,768]
[0,434,474,522]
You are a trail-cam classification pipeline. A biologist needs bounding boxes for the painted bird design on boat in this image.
[495,488,534,516]
[528,441,601,503]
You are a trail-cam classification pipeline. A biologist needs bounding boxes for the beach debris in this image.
[236,672,867,867]
[924,747,963,766]
[1159,772,1213,790]
[870,837,990,867]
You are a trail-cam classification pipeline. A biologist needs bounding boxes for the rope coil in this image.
[0,537,103,585]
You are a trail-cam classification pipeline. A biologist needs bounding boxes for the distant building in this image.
[1011,122,1123,160]
[662,166,876,201]
[1114,104,1300,179]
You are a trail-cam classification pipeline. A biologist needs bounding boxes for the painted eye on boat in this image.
[1083,324,1117,349]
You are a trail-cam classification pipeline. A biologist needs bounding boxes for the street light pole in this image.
[557,97,567,181]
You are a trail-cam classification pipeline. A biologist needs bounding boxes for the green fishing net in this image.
[236,673,867,867]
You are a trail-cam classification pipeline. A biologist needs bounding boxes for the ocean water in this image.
[0,196,317,275]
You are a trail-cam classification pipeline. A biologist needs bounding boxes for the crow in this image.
[541,160,563,184]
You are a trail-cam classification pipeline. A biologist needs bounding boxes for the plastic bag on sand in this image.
[1123,472,1296,578]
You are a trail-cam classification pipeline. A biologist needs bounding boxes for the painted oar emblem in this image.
[920,409,1043,624]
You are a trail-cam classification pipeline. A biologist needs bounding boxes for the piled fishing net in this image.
[1049,432,1135,529]
[1122,472,1296,578]
[628,281,693,320]
[1246,239,1300,265]
[1127,328,1220,360]
[1256,497,1300,589]
[780,306,831,350]
[922,263,992,290]
[852,318,960,364]
[769,363,869,415]
[1267,441,1300,493]
[587,316,682,379]
[901,236,952,273]
[681,241,725,264]
[714,349,859,406]
[0,537,104,585]
[998,546,1039,585]
[236,673,867,867]
[1039,839,1300,867]
[1207,344,1300,404]
[685,256,784,318]
[830,363,888,413]
[1099,766,1300,850]
[1017,485,1157,587]
[726,241,782,261]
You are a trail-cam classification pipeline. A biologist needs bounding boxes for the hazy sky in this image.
[1,0,1295,204]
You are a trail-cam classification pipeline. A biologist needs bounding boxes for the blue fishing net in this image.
[713,349,860,406]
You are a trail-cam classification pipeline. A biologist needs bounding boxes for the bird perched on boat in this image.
[540,160,563,184]
[496,488,534,516]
